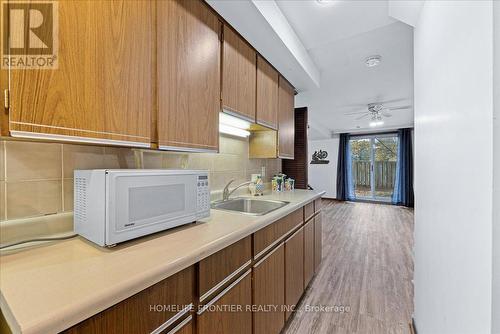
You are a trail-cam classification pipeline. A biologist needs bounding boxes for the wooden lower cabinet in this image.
[314,198,322,213]
[63,266,194,334]
[197,270,252,334]
[60,200,320,334]
[253,209,302,258]
[304,202,314,222]
[168,316,193,334]
[252,243,285,334]
[314,213,323,272]
[303,219,314,288]
[198,236,251,302]
[284,227,304,320]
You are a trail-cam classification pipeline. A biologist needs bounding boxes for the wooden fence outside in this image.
[352,161,397,189]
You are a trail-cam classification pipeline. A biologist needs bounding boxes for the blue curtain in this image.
[336,133,354,200]
[347,140,355,200]
[392,128,414,207]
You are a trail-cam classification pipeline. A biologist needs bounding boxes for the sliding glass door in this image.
[350,134,398,202]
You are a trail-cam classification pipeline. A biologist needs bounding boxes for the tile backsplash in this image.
[0,135,281,221]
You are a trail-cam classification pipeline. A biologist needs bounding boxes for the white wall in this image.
[413,1,494,333]
[492,1,500,333]
[308,138,339,199]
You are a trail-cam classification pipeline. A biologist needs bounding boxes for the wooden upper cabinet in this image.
[222,26,256,122]
[157,0,220,152]
[278,76,295,159]
[9,1,153,146]
[256,55,279,130]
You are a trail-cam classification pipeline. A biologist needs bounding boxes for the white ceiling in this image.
[275,0,398,50]
[208,0,414,139]
[276,0,414,139]
[298,21,414,138]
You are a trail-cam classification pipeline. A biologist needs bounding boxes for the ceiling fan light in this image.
[369,121,384,127]
[316,0,336,5]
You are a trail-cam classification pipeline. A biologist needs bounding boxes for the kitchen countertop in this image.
[0,189,325,334]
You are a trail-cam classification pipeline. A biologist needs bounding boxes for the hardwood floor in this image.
[283,200,414,334]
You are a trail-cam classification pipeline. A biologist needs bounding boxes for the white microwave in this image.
[74,169,210,247]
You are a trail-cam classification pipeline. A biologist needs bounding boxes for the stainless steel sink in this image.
[211,198,289,216]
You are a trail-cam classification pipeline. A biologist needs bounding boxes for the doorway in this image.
[349,134,398,202]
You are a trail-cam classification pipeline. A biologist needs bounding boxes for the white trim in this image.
[165,315,192,334]
[199,259,252,302]
[197,270,251,315]
[150,303,193,334]
[159,145,217,153]
[160,139,218,148]
[10,121,150,139]
[10,131,151,148]
[221,107,255,123]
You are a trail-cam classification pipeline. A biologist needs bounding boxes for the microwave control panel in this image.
[196,175,210,218]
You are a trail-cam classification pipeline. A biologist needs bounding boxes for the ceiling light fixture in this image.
[365,55,382,67]
[316,0,336,4]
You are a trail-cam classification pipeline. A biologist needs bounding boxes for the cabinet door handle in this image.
[200,259,252,302]
[150,303,193,334]
[165,315,192,334]
[197,269,251,315]
[284,226,303,243]
[254,242,283,268]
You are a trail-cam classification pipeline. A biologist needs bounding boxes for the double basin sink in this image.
[211,198,289,216]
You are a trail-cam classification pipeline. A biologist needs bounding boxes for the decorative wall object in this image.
[310,150,329,164]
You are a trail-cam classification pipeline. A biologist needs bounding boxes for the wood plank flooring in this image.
[284,200,414,334]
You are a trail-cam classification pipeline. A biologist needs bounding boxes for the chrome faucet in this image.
[222,179,253,201]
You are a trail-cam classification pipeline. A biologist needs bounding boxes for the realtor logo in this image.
[1,1,58,69]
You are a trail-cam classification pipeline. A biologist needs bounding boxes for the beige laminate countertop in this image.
[0,189,324,334]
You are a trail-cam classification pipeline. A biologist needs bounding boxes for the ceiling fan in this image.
[343,100,412,121]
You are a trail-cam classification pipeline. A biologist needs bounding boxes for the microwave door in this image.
[107,173,198,244]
